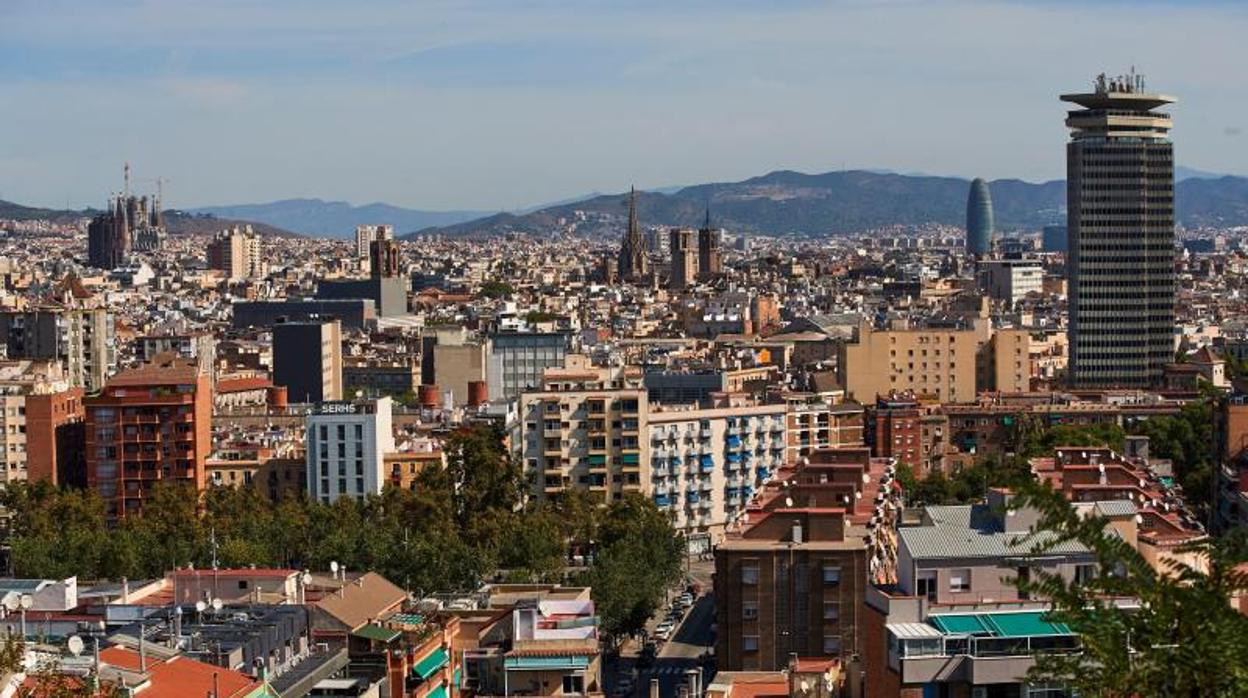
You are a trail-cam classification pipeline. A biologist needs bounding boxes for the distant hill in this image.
[402,170,1066,238]
[189,199,487,238]
[0,200,300,237]
[402,168,1248,239]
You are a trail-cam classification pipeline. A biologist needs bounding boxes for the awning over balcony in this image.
[427,685,448,698]
[886,622,943,640]
[504,655,591,670]
[929,611,1072,637]
[353,623,401,644]
[414,647,450,679]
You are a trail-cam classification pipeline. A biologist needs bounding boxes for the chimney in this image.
[121,577,129,604]
[139,624,147,672]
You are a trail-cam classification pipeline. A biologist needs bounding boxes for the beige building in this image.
[433,341,488,406]
[838,321,1031,403]
[515,357,648,505]
[206,225,263,279]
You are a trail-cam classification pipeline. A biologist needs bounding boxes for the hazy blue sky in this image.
[3,0,1246,211]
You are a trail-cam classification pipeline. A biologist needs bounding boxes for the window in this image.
[741,564,759,585]
[1075,564,1097,585]
[822,565,841,585]
[742,636,759,652]
[823,635,841,654]
[237,580,249,590]
[562,675,585,694]
[949,569,971,593]
[823,601,839,621]
[742,602,758,621]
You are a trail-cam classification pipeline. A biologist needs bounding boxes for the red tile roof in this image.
[100,646,262,698]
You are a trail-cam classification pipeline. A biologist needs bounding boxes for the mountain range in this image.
[0,199,300,237]
[6,166,1248,239]
[188,199,487,238]
[402,169,1248,239]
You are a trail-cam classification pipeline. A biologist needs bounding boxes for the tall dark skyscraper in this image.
[965,178,993,257]
[618,187,649,282]
[1063,71,1175,388]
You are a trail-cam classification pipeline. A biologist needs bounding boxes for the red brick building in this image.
[85,355,212,518]
[26,387,85,487]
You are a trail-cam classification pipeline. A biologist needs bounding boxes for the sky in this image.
[2,0,1247,212]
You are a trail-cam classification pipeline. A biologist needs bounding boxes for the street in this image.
[605,557,716,698]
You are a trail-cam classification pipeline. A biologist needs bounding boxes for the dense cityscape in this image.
[5,2,1248,696]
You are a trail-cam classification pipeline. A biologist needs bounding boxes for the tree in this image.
[1010,483,1248,696]
[1128,393,1216,520]
[585,494,683,642]
[478,281,514,299]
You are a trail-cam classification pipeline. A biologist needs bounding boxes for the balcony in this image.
[890,611,1081,686]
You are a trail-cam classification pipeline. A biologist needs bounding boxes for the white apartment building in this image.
[305,397,394,503]
[648,394,865,553]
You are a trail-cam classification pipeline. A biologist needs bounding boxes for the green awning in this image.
[930,612,1071,638]
[453,667,461,688]
[929,614,992,635]
[621,453,640,465]
[984,612,1071,637]
[504,655,590,670]
[353,624,401,643]
[414,647,450,679]
[428,685,448,698]
[587,454,607,465]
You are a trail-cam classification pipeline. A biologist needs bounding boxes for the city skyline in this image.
[3,0,1247,211]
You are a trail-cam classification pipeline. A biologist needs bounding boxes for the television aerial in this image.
[67,635,85,657]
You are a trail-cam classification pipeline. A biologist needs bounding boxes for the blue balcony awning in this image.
[726,436,742,448]
[726,452,742,463]
[700,454,714,466]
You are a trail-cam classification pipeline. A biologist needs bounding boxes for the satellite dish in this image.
[301,572,313,585]
[2,596,17,612]
[211,598,223,611]
[785,497,794,507]
[19,595,33,610]
[67,636,84,657]
[174,606,183,616]
[330,561,340,574]
[195,601,207,613]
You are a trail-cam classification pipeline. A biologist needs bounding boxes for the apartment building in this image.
[515,358,648,505]
[305,397,395,503]
[862,489,1093,698]
[273,319,343,403]
[978,259,1044,306]
[455,584,602,698]
[0,360,83,485]
[715,447,903,674]
[84,355,212,518]
[1031,447,1206,573]
[0,308,116,392]
[206,225,263,279]
[836,321,1031,403]
[649,393,864,552]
